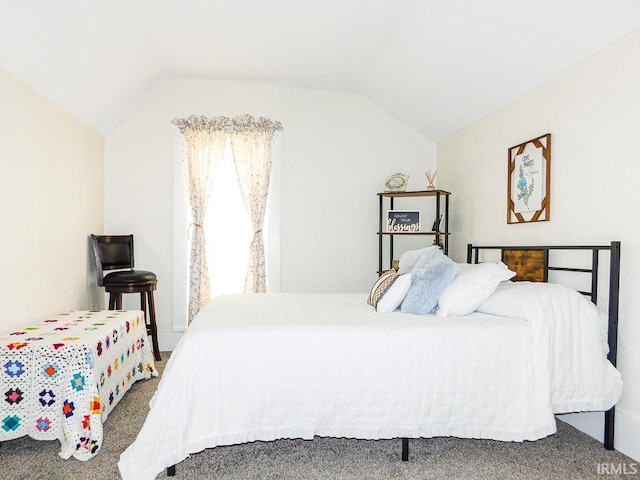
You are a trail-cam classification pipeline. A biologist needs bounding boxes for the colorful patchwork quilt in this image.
[1,310,156,460]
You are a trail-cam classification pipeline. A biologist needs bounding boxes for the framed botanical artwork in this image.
[507,133,551,224]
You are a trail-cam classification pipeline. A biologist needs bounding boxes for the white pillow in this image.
[377,273,412,313]
[436,262,516,317]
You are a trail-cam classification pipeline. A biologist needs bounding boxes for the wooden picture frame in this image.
[507,133,551,223]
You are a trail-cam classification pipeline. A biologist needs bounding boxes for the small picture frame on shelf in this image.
[431,214,443,232]
[384,173,409,192]
[387,210,420,232]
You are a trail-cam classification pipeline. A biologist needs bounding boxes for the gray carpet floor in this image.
[1,352,638,480]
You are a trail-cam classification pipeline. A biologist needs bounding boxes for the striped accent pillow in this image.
[367,270,398,308]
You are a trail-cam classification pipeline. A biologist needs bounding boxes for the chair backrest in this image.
[91,234,135,287]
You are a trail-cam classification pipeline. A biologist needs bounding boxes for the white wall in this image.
[104,80,436,339]
[438,28,640,461]
[0,67,104,334]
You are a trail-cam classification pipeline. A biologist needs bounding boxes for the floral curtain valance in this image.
[172,114,283,135]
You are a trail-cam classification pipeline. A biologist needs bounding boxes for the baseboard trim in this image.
[158,330,184,352]
[558,408,640,462]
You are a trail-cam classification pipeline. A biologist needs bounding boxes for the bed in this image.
[118,242,622,480]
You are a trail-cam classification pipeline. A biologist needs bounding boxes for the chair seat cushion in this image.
[104,270,157,286]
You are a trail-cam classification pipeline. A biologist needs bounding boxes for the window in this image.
[172,129,281,331]
[204,139,252,296]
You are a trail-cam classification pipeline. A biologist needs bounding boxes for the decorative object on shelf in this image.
[384,173,409,192]
[431,214,442,232]
[507,133,551,224]
[387,210,421,232]
[425,170,437,191]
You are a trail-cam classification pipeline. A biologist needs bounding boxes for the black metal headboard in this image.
[467,241,621,450]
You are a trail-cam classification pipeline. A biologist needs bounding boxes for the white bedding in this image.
[119,287,622,480]
[478,281,622,413]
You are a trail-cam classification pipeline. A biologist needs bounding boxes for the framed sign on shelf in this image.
[387,210,421,232]
[507,133,551,224]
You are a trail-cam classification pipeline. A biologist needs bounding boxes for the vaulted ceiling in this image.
[1,0,639,141]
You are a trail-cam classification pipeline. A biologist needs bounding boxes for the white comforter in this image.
[119,286,621,480]
[477,281,622,413]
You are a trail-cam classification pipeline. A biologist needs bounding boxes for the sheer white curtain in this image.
[173,114,282,322]
[172,116,230,323]
[230,115,282,293]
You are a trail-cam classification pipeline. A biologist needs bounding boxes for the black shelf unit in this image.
[377,189,451,274]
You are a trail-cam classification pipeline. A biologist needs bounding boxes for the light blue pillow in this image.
[400,248,458,315]
[397,246,434,275]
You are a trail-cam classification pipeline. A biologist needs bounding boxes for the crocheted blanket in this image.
[1,310,156,460]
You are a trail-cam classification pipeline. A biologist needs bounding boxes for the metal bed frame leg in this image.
[167,464,176,476]
[604,408,615,450]
[604,241,620,451]
[401,438,409,461]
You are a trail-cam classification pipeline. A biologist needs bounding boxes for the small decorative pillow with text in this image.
[436,262,516,317]
[367,270,398,308]
[400,248,458,315]
[376,272,412,313]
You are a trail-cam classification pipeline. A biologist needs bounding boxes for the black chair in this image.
[91,234,161,361]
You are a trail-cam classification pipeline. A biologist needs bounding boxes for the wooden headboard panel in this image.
[501,248,547,282]
[466,241,621,450]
